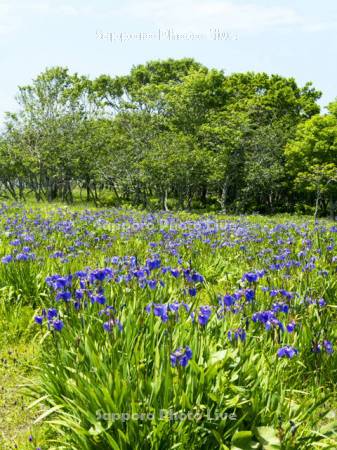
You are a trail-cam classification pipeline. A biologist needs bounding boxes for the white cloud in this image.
[301,20,337,33]
[114,0,303,33]
[0,0,335,36]
[26,1,94,16]
[0,0,22,35]
[0,0,92,36]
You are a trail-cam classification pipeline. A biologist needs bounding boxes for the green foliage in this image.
[0,59,326,215]
[0,204,332,448]
[286,109,337,218]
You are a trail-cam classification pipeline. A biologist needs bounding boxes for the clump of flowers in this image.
[99,305,123,332]
[277,346,298,358]
[227,328,246,342]
[252,310,284,331]
[311,340,334,354]
[145,302,190,323]
[198,305,212,326]
[170,346,193,367]
[241,270,265,283]
[34,308,64,331]
[1,255,13,264]
[103,318,123,332]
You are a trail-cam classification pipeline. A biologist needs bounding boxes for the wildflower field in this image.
[1,203,337,450]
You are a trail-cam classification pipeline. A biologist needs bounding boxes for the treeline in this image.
[1,58,337,215]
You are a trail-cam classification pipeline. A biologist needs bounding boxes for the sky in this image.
[1,0,337,120]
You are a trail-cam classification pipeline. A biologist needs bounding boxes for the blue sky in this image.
[1,0,337,120]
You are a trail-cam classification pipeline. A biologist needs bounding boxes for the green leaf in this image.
[208,350,228,365]
[232,430,253,443]
[255,426,281,449]
[231,430,260,450]
[88,422,105,436]
[34,404,64,423]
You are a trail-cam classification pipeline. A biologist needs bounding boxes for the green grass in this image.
[0,341,40,448]
[0,299,44,448]
[0,202,336,449]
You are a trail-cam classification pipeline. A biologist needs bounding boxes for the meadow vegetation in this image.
[0,202,336,449]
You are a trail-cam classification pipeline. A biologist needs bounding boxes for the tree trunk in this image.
[220,176,229,212]
[314,189,320,222]
[329,193,335,220]
[163,189,169,211]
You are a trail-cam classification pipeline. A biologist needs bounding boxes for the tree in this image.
[295,164,337,221]
[0,59,324,212]
[285,105,337,218]
[2,67,93,202]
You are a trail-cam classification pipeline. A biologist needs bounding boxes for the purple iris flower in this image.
[277,346,298,358]
[170,346,192,367]
[286,321,296,333]
[52,320,64,332]
[34,315,43,325]
[198,305,212,326]
[1,255,12,264]
[323,340,333,354]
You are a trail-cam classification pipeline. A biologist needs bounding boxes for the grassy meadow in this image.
[0,202,337,449]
